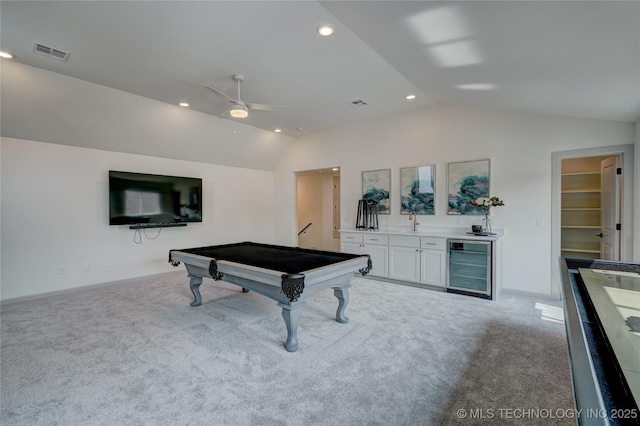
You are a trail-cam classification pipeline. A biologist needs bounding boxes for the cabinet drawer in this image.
[420,237,446,250]
[388,235,420,247]
[363,234,389,245]
[340,233,363,243]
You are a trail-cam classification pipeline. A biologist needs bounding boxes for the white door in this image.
[599,156,621,260]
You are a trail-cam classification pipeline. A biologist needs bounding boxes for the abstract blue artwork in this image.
[447,159,490,215]
[401,165,435,215]
[362,169,390,214]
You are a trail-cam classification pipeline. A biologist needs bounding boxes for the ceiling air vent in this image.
[32,43,70,62]
[347,99,368,108]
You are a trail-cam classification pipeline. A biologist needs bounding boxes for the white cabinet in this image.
[341,232,363,255]
[420,237,447,287]
[340,230,500,291]
[389,245,421,282]
[363,245,389,278]
[340,232,388,277]
[421,250,446,286]
[388,235,446,287]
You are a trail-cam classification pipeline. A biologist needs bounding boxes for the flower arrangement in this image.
[471,196,504,234]
[471,196,505,211]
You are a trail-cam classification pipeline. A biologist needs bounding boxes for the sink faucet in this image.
[408,211,419,232]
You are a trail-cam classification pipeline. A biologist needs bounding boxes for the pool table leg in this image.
[333,285,350,324]
[189,275,203,307]
[280,303,304,352]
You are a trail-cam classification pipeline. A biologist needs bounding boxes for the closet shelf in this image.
[561,189,601,194]
[561,171,600,177]
[561,247,601,254]
[561,157,605,261]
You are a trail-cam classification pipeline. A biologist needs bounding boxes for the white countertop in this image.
[339,226,505,241]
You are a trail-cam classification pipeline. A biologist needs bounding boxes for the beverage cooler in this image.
[447,240,493,299]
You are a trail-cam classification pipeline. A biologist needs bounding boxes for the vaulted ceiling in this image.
[2,1,639,138]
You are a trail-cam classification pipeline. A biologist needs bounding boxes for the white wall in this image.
[1,138,275,301]
[0,61,292,302]
[274,106,635,297]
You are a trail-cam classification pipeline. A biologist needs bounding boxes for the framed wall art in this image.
[362,169,391,214]
[447,159,490,215]
[400,165,435,215]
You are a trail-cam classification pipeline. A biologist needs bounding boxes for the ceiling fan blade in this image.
[246,102,286,111]
[204,85,237,103]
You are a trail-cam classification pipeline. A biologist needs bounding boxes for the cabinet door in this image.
[363,244,388,278]
[389,246,420,282]
[421,249,446,287]
[341,242,363,255]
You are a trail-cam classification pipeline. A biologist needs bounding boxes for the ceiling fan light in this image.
[230,104,248,119]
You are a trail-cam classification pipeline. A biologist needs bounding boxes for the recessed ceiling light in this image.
[405,94,416,100]
[178,102,189,107]
[274,128,282,133]
[0,51,14,59]
[317,24,335,37]
[456,83,496,91]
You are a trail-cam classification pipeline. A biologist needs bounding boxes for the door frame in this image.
[294,167,341,251]
[551,144,634,299]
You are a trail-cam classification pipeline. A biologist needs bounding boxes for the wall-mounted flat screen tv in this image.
[109,171,202,225]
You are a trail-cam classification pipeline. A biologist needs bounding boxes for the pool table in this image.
[169,242,372,352]
[560,258,639,424]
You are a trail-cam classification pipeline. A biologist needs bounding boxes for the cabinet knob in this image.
[595,233,603,238]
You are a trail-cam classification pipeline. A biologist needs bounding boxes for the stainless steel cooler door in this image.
[447,240,491,296]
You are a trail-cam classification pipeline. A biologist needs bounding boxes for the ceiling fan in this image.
[204,74,284,119]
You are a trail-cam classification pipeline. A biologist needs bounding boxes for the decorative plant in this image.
[471,196,504,233]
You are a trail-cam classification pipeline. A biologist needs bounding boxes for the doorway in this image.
[560,155,621,261]
[295,167,341,251]
[551,145,634,298]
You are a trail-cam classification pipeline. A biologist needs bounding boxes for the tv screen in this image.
[109,171,202,225]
